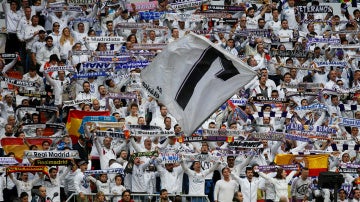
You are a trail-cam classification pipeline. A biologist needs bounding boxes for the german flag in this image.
[1,138,52,163]
[66,110,111,140]
[274,154,329,177]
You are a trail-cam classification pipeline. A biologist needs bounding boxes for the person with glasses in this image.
[49,23,61,48]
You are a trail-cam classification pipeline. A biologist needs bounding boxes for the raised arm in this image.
[2,56,17,74]
[130,137,142,152]
[234,153,255,172]
[203,161,221,176]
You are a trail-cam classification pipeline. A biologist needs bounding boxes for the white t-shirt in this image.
[213,179,238,202]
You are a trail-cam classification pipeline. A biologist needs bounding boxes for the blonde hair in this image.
[59,27,74,46]
[94,191,105,202]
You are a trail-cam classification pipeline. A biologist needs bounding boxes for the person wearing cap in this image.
[74,160,91,202]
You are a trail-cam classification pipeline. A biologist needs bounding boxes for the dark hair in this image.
[20,192,29,198]
[130,103,138,109]
[227,156,235,160]
[45,36,53,41]
[160,189,168,195]
[126,34,138,43]
[42,140,51,146]
[122,190,131,197]
[275,167,284,179]
[105,79,112,86]
[114,175,123,182]
[245,166,253,173]
[29,145,38,150]
[82,81,90,87]
[171,28,178,33]
[49,54,59,62]
[222,167,230,174]
[232,191,242,202]
[49,167,57,173]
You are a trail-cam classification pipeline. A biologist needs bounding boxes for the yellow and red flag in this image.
[1,138,52,163]
[274,154,329,177]
[66,110,110,140]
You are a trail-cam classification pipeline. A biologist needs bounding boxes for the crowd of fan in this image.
[2,0,360,201]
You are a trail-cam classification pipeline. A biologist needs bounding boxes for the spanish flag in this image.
[1,138,52,163]
[201,4,209,11]
[66,110,111,140]
[274,154,329,177]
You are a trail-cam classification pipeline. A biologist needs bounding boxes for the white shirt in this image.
[111,184,126,202]
[16,16,31,41]
[181,161,220,195]
[3,3,21,33]
[213,179,238,202]
[24,24,45,50]
[131,161,150,192]
[156,164,183,194]
[74,171,91,195]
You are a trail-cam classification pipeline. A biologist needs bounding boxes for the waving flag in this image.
[141,33,257,135]
[1,138,52,163]
[66,110,111,142]
[274,154,329,177]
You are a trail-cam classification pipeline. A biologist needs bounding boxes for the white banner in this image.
[24,150,80,159]
[141,33,257,135]
[85,37,126,44]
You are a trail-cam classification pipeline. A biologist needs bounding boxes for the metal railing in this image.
[65,193,210,202]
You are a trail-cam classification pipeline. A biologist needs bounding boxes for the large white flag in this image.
[141,33,257,135]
